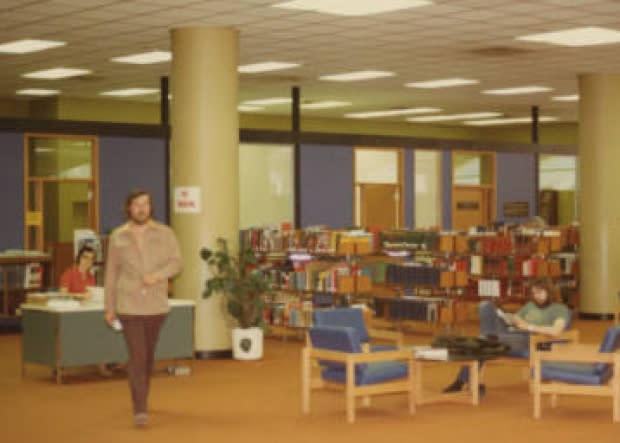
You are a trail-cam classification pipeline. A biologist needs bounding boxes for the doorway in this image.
[354,148,403,229]
[451,151,495,231]
[24,134,99,285]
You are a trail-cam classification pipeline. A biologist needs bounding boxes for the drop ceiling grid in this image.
[2,0,618,122]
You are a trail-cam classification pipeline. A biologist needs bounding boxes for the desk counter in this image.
[21,299,195,383]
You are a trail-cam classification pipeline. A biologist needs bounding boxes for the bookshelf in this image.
[241,224,580,333]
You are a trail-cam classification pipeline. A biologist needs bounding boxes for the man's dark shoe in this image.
[443,379,465,393]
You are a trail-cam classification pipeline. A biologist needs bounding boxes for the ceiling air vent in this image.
[471,46,534,57]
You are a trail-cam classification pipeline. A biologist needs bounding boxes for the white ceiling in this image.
[2,0,620,124]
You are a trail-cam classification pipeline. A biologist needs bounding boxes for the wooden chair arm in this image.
[367,328,404,346]
[307,347,412,364]
[531,329,580,347]
[536,344,619,364]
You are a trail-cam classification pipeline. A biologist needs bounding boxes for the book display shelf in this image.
[241,224,580,336]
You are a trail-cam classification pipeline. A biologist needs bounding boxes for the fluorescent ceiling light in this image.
[464,116,558,126]
[111,51,171,64]
[238,105,264,112]
[0,39,65,54]
[552,94,579,102]
[405,78,479,89]
[100,88,159,97]
[408,112,502,122]
[238,61,300,73]
[16,88,60,96]
[320,70,395,82]
[242,97,292,106]
[345,107,440,119]
[482,86,552,95]
[517,26,620,47]
[22,67,91,79]
[273,0,433,16]
[301,101,351,110]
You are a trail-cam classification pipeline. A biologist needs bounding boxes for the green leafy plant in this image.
[200,238,271,329]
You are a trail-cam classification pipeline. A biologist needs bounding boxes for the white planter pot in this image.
[231,327,263,360]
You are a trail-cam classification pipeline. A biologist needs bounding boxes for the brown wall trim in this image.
[241,128,577,155]
[0,118,169,138]
[0,118,576,154]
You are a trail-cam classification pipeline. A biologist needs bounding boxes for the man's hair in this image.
[76,245,96,264]
[530,277,559,304]
[124,189,154,219]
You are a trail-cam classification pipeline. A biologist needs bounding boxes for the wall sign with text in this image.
[174,186,201,214]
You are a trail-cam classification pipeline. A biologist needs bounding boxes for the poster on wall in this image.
[174,186,201,214]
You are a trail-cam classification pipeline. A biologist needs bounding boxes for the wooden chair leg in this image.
[301,348,311,414]
[550,393,558,408]
[408,359,416,415]
[533,362,541,419]
[346,360,355,423]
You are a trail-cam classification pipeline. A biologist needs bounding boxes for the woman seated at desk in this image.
[60,245,115,377]
[59,245,96,299]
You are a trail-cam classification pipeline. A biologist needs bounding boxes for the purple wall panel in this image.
[99,136,167,234]
[300,144,353,229]
[496,152,536,224]
[0,133,23,249]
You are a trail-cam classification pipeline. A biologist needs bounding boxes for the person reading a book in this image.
[59,245,97,299]
[443,277,570,396]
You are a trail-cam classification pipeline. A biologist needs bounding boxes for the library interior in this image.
[2,1,620,442]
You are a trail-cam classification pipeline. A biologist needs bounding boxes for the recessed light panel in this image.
[301,101,351,110]
[22,67,91,79]
[320,70,395,82]
[464,116,558,126]
[552,95,579,102]
[100,88,159,97]
[345,107,440,119]
[405,78,479,89]
[16,88,60,96]
[242,97,292,106]
[517,26,620,47]
[238,105,265,112]
[111,51,171,64]
[482,86,552,95]
[408,112,502,122]
[238,62,300,73]
[273,0,433,16]
[0,39,65,54]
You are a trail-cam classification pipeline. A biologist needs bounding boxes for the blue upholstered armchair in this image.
[312,307,403,352]
[533,325,620,422]
[301,325,415,423]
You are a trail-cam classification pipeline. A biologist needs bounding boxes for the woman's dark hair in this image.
[76,245,96,264]
[530,277,559,304]
[124,189,153,219]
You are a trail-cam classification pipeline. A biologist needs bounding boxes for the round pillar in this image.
[170,27,239,353]
[578,73,620,316]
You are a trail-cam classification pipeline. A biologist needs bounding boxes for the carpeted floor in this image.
[1,318,617,443]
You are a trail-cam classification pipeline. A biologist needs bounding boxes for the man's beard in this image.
[533,298,550,308]
[130,213,150,225]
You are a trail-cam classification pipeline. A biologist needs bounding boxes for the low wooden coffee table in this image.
[413,353,481,406]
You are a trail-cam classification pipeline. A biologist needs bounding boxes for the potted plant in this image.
[200,238,271,360]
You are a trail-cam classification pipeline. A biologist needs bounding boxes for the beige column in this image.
[578,73,620,316]
[170,27,239,352]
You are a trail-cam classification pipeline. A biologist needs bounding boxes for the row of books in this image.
[241,226,375,255]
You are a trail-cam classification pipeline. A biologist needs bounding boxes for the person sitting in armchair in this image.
[443,277,570,396]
